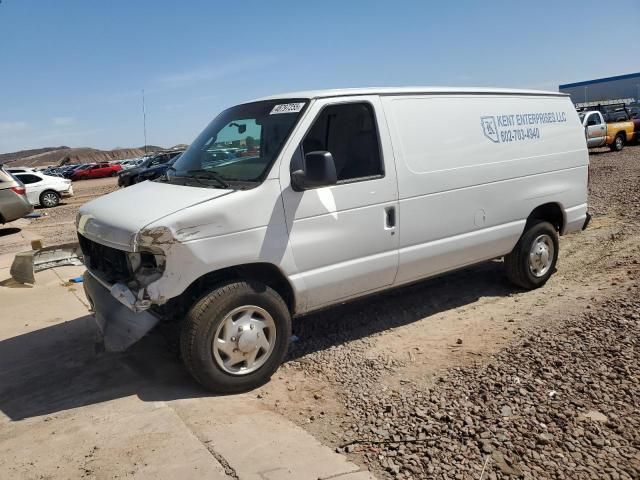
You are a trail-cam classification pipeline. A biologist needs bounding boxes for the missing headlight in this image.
[127,250,166,288]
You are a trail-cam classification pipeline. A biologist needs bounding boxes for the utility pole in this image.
[142,89,148,154]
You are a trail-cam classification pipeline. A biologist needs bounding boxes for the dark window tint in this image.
[586,114,601,126]
[302,103,382,182]
[16,174,41,184]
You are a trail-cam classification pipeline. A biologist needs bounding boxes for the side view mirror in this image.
[291,151,337,191]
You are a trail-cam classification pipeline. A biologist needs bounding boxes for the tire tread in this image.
[180,280,290,392]
[505,220,558,290]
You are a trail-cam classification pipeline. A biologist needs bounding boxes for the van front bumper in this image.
[83,271,159,352]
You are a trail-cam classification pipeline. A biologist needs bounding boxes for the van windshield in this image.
[168,99,308,187]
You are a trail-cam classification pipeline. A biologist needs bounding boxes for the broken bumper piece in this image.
[10,243,84,284]
[83,271,159,352]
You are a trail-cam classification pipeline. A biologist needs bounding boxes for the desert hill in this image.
[1,146,164,167]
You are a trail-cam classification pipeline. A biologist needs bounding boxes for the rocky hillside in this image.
[0,147,70,164]
[1,146,164,167]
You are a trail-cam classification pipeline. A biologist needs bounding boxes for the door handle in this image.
[385,206,396,228]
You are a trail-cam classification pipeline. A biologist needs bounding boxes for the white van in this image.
[78,87,590,392]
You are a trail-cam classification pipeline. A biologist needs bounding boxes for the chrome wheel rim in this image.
[42,192,58,207]
[212,305,276,375]
[616,137,623,149]
[529,234,554,277]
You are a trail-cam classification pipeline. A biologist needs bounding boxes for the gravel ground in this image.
[279,145,640,479]
[324,290,639,480]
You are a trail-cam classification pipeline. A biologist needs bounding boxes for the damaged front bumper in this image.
[83,271,160,352]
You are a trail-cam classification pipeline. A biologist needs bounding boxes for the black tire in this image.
[180,280,291,393]
[504,220,558,290]
[39,190,60,208]
[610,133,624,152]
[110,171,118,177]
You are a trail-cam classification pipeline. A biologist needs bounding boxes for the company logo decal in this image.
[481,116,499,143]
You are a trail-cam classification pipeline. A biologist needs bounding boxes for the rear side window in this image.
[302,103,383,182]
[16,174,42,184]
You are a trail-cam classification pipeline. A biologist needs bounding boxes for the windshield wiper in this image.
[185,169,230,189]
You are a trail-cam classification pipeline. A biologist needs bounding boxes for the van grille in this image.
[78,234,131,283]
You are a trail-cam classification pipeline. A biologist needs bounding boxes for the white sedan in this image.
[12,171,74,208]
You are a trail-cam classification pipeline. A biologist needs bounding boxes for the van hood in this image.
[77,181,233,251]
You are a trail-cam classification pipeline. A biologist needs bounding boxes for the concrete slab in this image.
[0,396,229,479]
[172,397,370,480]
[0,267,378,479]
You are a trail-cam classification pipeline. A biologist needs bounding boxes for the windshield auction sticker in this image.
[270,103,305,114]
[481,112,567,143]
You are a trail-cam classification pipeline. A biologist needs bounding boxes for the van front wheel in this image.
[180,281,291,393]
[504,220,558,290]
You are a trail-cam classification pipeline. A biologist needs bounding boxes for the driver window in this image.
[302,103,383,182]
[587,114,600,126]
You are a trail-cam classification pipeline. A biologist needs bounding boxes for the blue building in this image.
[559,72,640,106]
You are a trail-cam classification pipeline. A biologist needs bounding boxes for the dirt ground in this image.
[0,177,119,254]
[0,145,638,479]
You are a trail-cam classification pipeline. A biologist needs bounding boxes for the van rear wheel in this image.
[504,220,558,290]
[180,280,291,393]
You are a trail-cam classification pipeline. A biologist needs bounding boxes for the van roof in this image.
[254,87,566,102]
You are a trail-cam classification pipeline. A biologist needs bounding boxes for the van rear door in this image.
[279,96,399,310]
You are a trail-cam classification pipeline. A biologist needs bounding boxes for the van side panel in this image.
[382,94,588,285]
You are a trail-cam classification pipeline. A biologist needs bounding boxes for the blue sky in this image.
[1,0,639,153]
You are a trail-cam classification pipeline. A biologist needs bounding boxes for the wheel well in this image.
[615,131,626,141]
[527,203,564,234]
[171,263,296,317]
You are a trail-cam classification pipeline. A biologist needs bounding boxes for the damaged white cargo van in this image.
[78,87,590,392]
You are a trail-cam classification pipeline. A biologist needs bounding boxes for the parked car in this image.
[72,163,122,180]
[136,155,182,183]
[580,110,640,151]
[119,159,143,170]
[13,171,73,208]
[0,165,33,223]
[118,151,183,187]
[60,164,91,179]
[628,105,640,120]
[79,87,590,393]
[40,167,65,178]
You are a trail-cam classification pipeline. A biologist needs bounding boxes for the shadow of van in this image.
[0,260,512,420]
